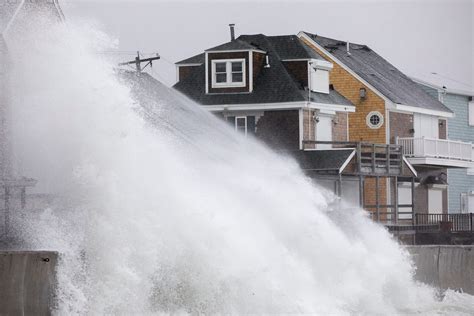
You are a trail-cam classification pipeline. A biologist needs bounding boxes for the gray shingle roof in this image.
[307,90,353,106]
[174,34,353,107]
[176,53,205,65]
[266,35,323,60]
[205,39,261,52]
[293,149,355,172]
[303,32,453,114]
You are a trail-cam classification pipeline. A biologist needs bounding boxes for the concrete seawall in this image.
[0,251,58,315]
[407,246,474,295]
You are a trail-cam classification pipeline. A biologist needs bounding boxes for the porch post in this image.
[394,177,399,224]
[375,176,380,222]
[359,175,364,209]
[411,177,416,225]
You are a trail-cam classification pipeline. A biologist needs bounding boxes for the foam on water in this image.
[5,17,474,315]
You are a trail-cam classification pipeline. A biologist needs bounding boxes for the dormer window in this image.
[212,59,246,88]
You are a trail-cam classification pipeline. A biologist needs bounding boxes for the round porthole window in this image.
[366,111,384,129]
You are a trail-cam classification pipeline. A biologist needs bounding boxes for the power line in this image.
[430,72,473,89]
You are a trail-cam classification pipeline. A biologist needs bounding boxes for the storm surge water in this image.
[5,18,474,315]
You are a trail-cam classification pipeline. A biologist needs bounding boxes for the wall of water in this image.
[2,12,474,315]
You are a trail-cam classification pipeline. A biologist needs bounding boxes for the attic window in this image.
[211,59,246,88]
[366,111,384,129]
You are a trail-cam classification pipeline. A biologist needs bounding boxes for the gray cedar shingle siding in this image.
[174,34,353,107]
[303,32,452,114]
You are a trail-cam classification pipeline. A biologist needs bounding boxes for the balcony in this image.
[397,137,474,168]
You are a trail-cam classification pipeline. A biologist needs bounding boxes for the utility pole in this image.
[119,51,160,74]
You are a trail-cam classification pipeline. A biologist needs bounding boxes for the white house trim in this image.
[249,51,253,93]
[411,77,474,97]
[403,157,418,177]
[395,104,454,118]
[339,150,356,174]
[203,101,355,113]
[211,58,246,88]
[310,59,333,71]
[204,52,209,94]
[405,157,474,169]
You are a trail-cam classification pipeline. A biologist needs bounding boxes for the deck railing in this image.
[397,137,473,162]
[414,213,473,232]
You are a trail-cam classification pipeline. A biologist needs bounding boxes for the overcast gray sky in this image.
[61,0,473,90]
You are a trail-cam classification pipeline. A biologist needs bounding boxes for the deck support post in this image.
[375,176,380,222]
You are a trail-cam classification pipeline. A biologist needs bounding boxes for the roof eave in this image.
[411,77,474,97]
[395,104,454,118]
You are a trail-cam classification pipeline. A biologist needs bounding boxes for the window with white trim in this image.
[226,115,256,136]
[235,116,247,134]
[212,59,246,88]
[366,111,384,129]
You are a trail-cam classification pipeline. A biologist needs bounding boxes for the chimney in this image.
[229,24,235,41]
[346,41,351,56]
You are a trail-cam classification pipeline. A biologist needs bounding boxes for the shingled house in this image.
[174,29,418,223]
[0,0,64,240]
[298,32,474,227]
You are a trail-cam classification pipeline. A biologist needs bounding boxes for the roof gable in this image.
[301,32,453,116]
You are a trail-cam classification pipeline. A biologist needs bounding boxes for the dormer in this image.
[204,40,266,94]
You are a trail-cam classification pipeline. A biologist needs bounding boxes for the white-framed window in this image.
[211,59,246,88]
[366,111,384,129]
[469,101,474,126]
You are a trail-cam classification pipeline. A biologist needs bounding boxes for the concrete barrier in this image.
[407,246,474,295]
[0,251,58,315]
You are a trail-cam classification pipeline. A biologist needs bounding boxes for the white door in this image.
[316,115,333,149]
[428,189,443,214]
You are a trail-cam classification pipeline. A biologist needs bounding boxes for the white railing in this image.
[397,137,474,162]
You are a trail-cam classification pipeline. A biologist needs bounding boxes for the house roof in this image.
[205,39,261,52]
[174,33,353,108]
[176,53,205,65]
[292,149,355,173]
[265,35,324,60]
[301,32,453,115]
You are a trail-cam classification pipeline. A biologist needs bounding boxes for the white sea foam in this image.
[6,16,474,315]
